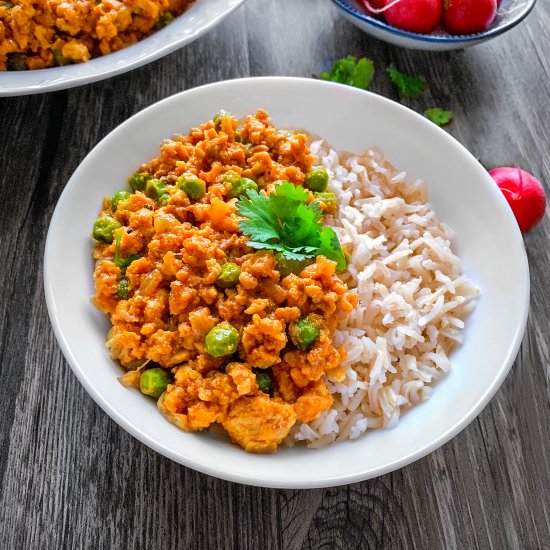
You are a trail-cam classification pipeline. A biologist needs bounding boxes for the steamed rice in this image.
[288,141,479,447]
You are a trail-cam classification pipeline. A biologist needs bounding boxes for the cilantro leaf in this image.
[239,217,280,244]
[236,188,278,227]
[236,182,347,270]
[283,203,322,246]
[387,64,426,99]
[424,107,453,126]
[318,227,347,270]
[278,248,314,262]
[319,56,375,90]
[235,190,281,243]
[267,181,312,221]
[246,240,286,253]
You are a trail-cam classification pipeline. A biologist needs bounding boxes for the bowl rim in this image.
[43,76,530,488]
[331,0,537,43]
[0,0,246,97]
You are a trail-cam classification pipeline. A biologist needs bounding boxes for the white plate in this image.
[44,77,529,488]
[0,0,245,96]
[332,0,537,51]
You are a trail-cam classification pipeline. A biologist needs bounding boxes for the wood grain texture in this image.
[0,1,549,548]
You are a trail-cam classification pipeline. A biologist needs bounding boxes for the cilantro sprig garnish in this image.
[424,107,453,126]
[236,181,347,270]
[387,64,426,99]
[319,56,375,90]
[317,57,454,127]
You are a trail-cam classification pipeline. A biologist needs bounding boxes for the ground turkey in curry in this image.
[92,109,357,453]
[0,0,193,70]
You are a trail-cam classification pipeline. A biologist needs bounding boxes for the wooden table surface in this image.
[1,1,549,548]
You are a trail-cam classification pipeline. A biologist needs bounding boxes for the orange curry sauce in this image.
[92,110,357,452]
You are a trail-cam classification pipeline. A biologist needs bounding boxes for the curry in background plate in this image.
[0,0,193,70]
[91,110,357,453]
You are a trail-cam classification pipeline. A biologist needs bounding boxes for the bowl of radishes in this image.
[331,0,536,50]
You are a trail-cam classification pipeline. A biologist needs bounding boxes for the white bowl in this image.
[44,77,529,488]
[0,0,245,97]
[331,0,537,51]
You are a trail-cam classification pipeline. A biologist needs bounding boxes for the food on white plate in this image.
[91,109,478,453]
[0,0,195,70]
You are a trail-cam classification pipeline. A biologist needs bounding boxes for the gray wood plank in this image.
[0,0,549,548]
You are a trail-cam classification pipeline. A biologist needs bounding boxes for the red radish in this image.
[443,0,497,35]
[361,0,387,17]
[489,167,546,233]
[383,0,442,34]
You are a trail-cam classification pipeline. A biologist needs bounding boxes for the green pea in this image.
[276,253,312,278]
[145,178,166,201]
[289,317,320,350]
[52,49,70,66]
[312,191,337,213]
[304,169,329,192]
[227,176,258,198]
[216,262,241,288]
[7,53,28,71]
[213,110,231,130]
[116,277,130,299]
[205,322,240,358]
[128,171,153,192]
[177,173,206,200]
[111,190,132,211]
[155,12,175,29]
[240,177,258,193]
[221,170,241,186]
[253,368,273,395]
[139,368,171,399]
[92,216,121,244]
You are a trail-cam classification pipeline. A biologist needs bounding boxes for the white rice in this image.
[288,142,479,447]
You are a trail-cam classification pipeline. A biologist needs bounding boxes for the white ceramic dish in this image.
[0,0,245,97]
[331,0,537,51]
[44,77,529,488]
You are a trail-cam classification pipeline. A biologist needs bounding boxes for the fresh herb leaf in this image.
[246,240,285,252]
[424,107,453,126]
[236,182,347,270]
[387,64,426,99]
[319,56,375,90]
[237,190,280,243]
[318,227,347,268]
[266,181,311,219]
